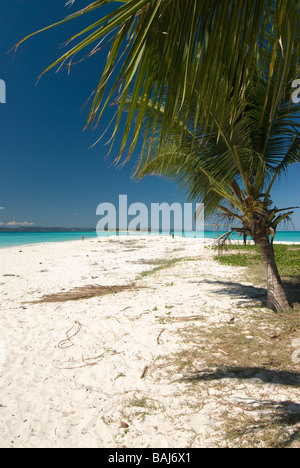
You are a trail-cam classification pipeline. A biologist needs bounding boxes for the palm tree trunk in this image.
[255,237,290,311]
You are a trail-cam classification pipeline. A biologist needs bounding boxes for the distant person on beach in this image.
[82,235,85,241]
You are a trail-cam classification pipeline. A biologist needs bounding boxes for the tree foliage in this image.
[134,36,300,241]
[16,0,300,164]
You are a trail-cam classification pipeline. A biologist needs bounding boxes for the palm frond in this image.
[16,0,300,163]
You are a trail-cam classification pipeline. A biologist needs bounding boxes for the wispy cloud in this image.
[5,221,35,227]
[0,207,4,210]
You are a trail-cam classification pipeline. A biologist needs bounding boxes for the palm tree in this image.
[16,0,300,164]
[133,49,300,312]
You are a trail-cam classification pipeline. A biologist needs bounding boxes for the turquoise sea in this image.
[0,230,299,249]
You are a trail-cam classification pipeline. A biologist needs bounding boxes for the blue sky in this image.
[0,0,299,230]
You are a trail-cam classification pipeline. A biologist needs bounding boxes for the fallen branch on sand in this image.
[27,284,138,303]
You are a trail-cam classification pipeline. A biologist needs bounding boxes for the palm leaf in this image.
[16,0,300,163]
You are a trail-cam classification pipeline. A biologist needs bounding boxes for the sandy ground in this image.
[0,236,299,448]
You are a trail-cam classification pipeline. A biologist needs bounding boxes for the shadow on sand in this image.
[192,279,300,308]
[183,366,300,447]
[184,365,300,386]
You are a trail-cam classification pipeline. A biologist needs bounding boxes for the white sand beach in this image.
[0,236,299,448]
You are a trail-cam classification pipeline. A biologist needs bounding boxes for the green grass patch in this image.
[274,245,300,277]
[216,253,261,267]
[136,256,203,281]
[136,257,184,280]
[215,244,300,280]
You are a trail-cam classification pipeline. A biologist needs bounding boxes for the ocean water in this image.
[0,230,299,249]
[0,232,99,249]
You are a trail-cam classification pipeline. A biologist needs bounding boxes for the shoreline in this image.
[0,234,209,251]
[0,231,299,250]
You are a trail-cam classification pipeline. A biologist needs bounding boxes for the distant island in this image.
[0,227,153,233]
[0,227,96,233]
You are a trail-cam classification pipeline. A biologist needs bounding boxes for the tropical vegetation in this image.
[16,1,300,310]
[134,55,300,311]
[16,0,300,162]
